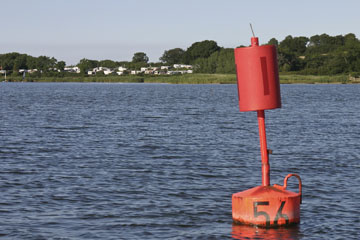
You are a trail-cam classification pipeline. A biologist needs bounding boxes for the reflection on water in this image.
[232,223,301,240]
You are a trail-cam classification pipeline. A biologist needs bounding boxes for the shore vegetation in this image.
[1,33,360,84]
[3,73,359,84]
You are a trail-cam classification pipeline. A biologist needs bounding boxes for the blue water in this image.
[0,82,359,239]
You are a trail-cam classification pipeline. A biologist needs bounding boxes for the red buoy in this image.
[235,37,281,112]
[232,174,302,227]
[232,36,302,227]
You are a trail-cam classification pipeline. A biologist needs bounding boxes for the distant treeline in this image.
[0,53,66,76]
[180,33,360,75]
[1,33,360,76]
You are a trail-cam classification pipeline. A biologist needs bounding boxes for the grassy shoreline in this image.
[2,73,360,84]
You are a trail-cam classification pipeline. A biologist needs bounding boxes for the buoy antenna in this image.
[250,23,256,37]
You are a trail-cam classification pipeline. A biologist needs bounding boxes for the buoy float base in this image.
[232,185,301,228]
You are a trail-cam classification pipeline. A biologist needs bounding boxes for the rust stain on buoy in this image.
[232,33,302,227]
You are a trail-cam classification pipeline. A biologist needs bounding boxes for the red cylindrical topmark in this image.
[234,37,281,112]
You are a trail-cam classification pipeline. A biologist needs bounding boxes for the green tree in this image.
[0,52,20,70]
[215,48,235,73]
[279,35,309,55]
[183,40,220,64]
[277,35,309,72]
[26,55,38,69]
[306,34,342,55]
[132,52,149,63]
[268,38,279,46]
[56,61,66,71]
[77,58,98,75]
[278,50,303,72]
[194,57,215,73]
[36,56,57,72]
[341,34,360,72]
[193,48,235,74]
[13,54,27,71]
[160,48,185,65]
[99,59,118,68]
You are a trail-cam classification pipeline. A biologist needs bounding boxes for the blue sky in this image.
[1,0,360,65]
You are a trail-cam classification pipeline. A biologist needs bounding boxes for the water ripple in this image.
[0,83,359,239]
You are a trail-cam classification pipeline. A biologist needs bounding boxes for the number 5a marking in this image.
[253,201,289,227]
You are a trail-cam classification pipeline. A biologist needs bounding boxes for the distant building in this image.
[130,70,141,75]
[103,70,113,75]
[173,64,192,69]
[64,66,80,73]
[118,66,127,71]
